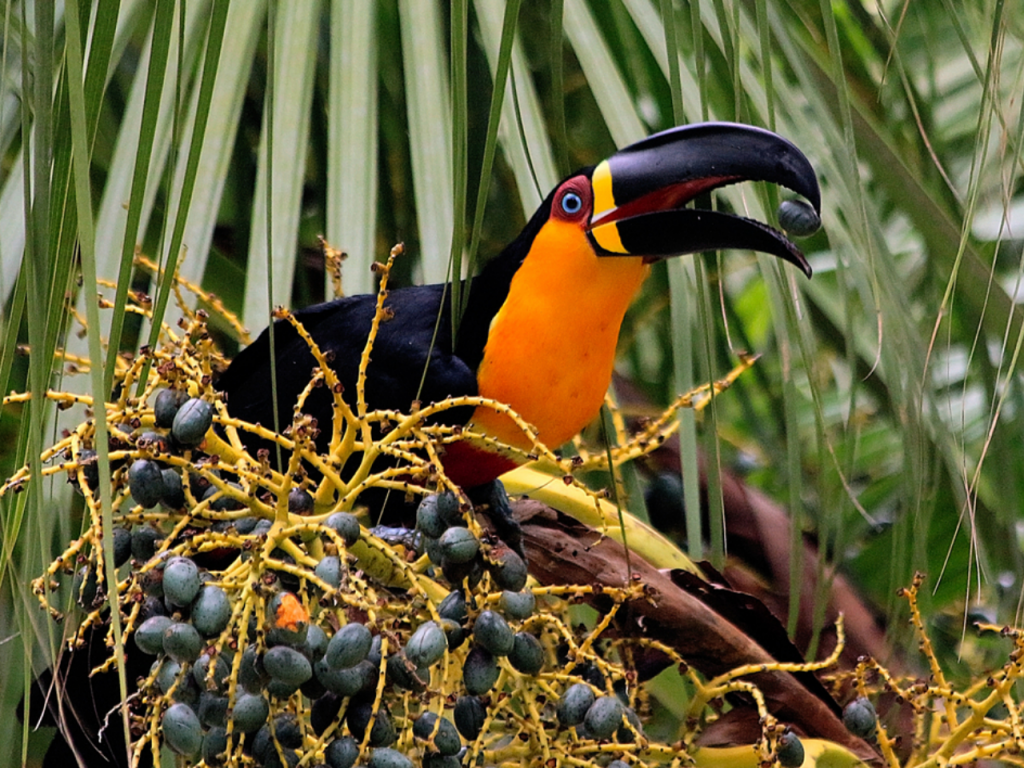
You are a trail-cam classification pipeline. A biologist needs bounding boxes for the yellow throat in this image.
[470,217,649,453]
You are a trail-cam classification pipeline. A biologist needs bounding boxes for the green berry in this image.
[162,702,202,757]
[584,695,625,740]
[777,729,806,767]
[405,620,447,668]
[326,623,373,669]
[171,397,213,446]
[557,683,595,727]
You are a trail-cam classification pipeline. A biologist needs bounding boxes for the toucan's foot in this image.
[468,479,526,562]
[369,525,422,552]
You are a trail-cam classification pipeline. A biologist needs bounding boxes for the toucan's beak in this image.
[587,122,820,278]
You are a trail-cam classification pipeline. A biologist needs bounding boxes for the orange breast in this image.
[468,218,649,455]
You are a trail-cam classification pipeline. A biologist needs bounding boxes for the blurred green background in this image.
[1,0,1023,764]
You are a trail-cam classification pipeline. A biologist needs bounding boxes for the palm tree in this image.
[1,1,1022,765]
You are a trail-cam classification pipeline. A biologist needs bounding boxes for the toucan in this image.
[217,122,819,488]
[25,123,819,768]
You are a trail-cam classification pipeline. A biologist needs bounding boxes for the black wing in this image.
[217,285,478,458]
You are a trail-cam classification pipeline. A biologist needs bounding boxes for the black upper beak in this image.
[587,122,820,278]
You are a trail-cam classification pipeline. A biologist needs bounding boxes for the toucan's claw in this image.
[469,479,526,562]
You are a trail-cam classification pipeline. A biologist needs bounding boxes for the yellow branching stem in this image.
[9,248,1024,768]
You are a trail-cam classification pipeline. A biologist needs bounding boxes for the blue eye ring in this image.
[560,192,583,215]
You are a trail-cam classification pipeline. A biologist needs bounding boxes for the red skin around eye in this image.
[550,176,592,223]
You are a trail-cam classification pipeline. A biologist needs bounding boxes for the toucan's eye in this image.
[561,192,583,215]
[552,176,591,222]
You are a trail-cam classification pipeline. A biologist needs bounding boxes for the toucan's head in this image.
[456,123,821,483]
[541,122,819,277]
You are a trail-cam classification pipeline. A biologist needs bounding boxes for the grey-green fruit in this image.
[72,449,99,493]
[498,590,535,620]
[155,388,189,428]
[264,645,313,686]
[325,736,359,768]
[326,623,373,669]
[442,554,485,590]
[416,495,447,538]
[193,652,232,693]
[202,725,229,765]
[584,695,625,740]
[347,700,397,746]
[386,652,429,692]
[137,430,169,453]
[238,645,270,692]
[405,620,447,668]
[112,526,132,567]
[304,623,329,660]
[315,555,344,588]
[73,566,98,608]
[135,615,174,655]
[252,716,302,766]
[423,535,444,565]
[250,724,274,764]
[162,621,203,664]
[413,712,462,756]
[423,754,460,768]
[462,646,499,695]
[139,565,164,597]
[161,468,185,509]
[454,695,486,740]
[311,692,343,736]
[198,692,229,727]
[129,459,166,508]
[316,658,378,697]
[288,487,314,514]
[438,527,478,564]
[366,634,383,667]
[266,677,301,699]
[300,670,327,701]
[557,683,596,727]
[368,747,413,768]
[777,199,821,238]
[162,556,201,607]
[204,481,244,512]
[325,512,361,545]
[230,692,269,733]
[473,610,513,656]
[843,697,877,739]
[131,524,162,561]
[438,590,467,623]
[171,397,213,446]
[436,491,462,526]
[269,713,304,747]
[154,658,183,695]
[509,632,544,675]
[191,585,231,636]
[232,516,259,534]
[439,618,465,650]
[488,545,527,591]
[777,729,806,767]
[162,702,202,757]
[616,706,643,742]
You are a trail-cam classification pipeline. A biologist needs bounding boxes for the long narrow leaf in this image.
[398,0,452,283]
[242,2,320,324]
[328,0,378,296]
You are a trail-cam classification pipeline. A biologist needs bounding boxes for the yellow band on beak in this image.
[589,160,628,254]
[591,160,616,220]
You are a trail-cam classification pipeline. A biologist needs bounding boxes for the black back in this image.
[217,186,560,464]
